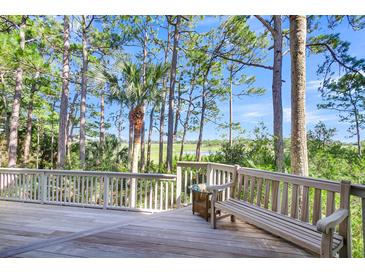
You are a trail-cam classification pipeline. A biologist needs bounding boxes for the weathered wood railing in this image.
[0,168,177,212]
[1,163,365,256]
[176,162,237,207]
[176,161,365,257]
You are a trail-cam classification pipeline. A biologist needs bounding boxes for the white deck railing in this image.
[0,168,177,212]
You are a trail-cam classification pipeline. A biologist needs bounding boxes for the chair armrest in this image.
[206,182,234,192]
[317,209,349,234]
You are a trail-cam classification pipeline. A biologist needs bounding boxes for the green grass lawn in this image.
[120,142,220,163]
[146,143,220,163]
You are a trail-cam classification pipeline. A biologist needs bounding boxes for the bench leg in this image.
[211,190,217,229]
[320,229,334,258]
[230,215,236,222]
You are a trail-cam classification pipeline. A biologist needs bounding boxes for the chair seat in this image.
[215,199,343,255]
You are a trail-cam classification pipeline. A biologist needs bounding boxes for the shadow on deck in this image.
[0,201,313,258]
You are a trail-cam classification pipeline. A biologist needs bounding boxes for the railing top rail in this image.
[350,184,365,198]
[177,161,209,168]
[0,168,176,180]
[238,167,341,192]
[177,161,236,170]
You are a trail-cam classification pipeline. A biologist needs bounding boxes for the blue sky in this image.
[101,16,365,143]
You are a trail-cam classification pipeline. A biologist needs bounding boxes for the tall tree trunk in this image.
[99,88,105,149]
[290,15,308,176]
[79,15,88,170]
[131,105,145,173]
[179,82,195,161]
[140,116,146,171]
[196,81,208,162]
[50,101,56,169]
[8,21,25,168]
[128,109,134,169]
[228,66,233,146]
[173,80,182,141]
[0,73,6,167]
[166,16,181,172]
[57,15,70,169]
[140,31,148,172]
[96,88,105,166]
[158,26,170,171]
[22,74,38,166]
[146,105,156,171]
[66,91,79,166]
[354,108,362,157]
[272,16,284,172]
[36,121,40,169]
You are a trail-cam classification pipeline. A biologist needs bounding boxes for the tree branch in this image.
[307,42,365,77]
[254,15,276,35]
[214,52,273,70]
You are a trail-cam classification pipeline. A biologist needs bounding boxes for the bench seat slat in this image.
[215,199,343,254]
[226,199,343,246]
[217,202,328,252]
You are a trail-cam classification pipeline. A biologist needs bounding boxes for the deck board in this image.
[0,201,314,258]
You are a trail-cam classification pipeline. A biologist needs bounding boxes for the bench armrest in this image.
[206,182,234,192]
[317,209,349,234]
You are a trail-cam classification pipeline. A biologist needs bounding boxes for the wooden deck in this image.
[0,201,314,258]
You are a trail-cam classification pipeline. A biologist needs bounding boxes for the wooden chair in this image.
[209,167,351,258]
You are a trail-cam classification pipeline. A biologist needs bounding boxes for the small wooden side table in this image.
[192,190,212,221]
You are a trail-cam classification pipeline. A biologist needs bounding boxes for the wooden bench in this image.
[209,167,351,258]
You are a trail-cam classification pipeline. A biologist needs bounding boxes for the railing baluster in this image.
[153,180,158,210]
[149,180,153,210]
[165,180,168,210]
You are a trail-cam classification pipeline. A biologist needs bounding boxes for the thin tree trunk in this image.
[158,91,167,171]
[146,105,156,171]
[272,16,284,172]
[158,24,170,171]
[8,21,25,168]
[354,109,362,156]
[79,15,88,170]
[179,82,195,161]
[290,15,308,176]
[173,79,182,141]
[166,16,181,172]
[196,81,208,162]
[57,15,70,169]
[66,91,79,166]
[36,121,40,169]
[22,74,38,166]
[128,109,134,169]
[50,101,55,169]
[140,31,148,172]
[99,88,105,148]
[229,66,233,146]
[158,28,170,171]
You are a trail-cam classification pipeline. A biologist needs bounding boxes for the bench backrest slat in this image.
[235,167,350,237]
[280,182,289,215]
[326,191,336,216]
[312,188,322,225]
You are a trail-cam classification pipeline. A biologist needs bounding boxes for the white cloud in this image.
[306,80,322,91]
[283,107,337,125]
[306,111,338,124]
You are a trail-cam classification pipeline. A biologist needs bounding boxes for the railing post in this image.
[176,165,182,208]
[41,172,47,204]
[361,197,365,258]
[206,163,214,186]
[339,180,352,258]
[130,178,137,208]
[103,175,109,210]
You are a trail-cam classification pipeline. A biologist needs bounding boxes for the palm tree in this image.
[118,62,166,173]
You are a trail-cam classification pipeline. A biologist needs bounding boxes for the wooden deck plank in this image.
[0,201,314,258]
